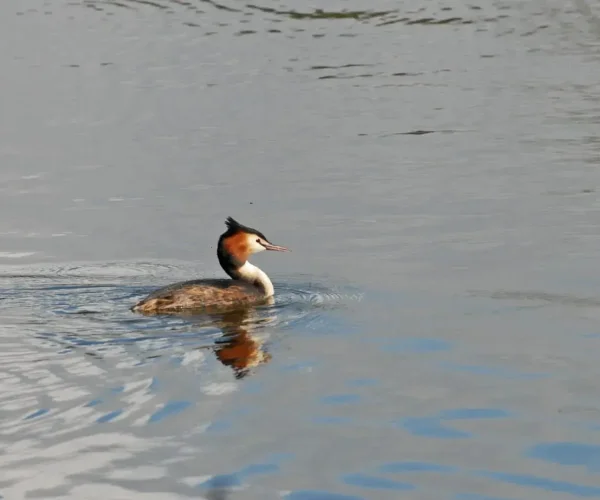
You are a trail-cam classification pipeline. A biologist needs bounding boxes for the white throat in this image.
[237,261,274,297]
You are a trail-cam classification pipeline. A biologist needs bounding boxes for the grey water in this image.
[2,0,600,498]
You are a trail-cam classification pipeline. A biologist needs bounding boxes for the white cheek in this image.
[247,237,266,253]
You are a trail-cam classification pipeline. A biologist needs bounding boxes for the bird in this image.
[132,217,289,315]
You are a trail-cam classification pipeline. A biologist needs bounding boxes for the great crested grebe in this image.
[132,217,289,314]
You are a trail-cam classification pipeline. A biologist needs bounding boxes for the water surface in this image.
[2,0,600,498]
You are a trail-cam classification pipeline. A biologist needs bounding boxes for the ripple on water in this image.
[401,416,472,439]
[380,337,453,353]
[23,408,50,420]
[0,262,363,445]
[438,408,511,420]
[344,378,378,388]
[96,409,123,424]
[311,416,353,425]
[271,280,363,334]
[378,461,456,474]
[0,263,361,358]
[285,492,365,500]
[148,400,192,424]
[476,470,600,497]
[439,361,549,380]
[72,0,511,44]
[320,394,361,405]
[454,495,516,500]
[197,460,282,493]
[399,407,510,439]
[341,473,414,491]
[527,442,600,471]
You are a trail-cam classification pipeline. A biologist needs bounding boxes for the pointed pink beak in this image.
[263,242,290,252]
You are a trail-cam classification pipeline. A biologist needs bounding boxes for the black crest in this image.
[223,217,267,241]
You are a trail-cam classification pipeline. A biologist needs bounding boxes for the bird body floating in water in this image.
[132,217,289,314]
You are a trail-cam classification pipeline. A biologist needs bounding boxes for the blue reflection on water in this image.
[478,470,600,497]
[342,473,414,491]
[528,442,600,471]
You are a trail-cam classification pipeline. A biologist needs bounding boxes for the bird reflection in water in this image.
[136,296,277,379]
[209,303,274,379]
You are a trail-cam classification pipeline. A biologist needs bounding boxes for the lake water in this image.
[2,0,600,498]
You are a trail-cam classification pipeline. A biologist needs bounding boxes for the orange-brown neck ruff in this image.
[217,232,249,278]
